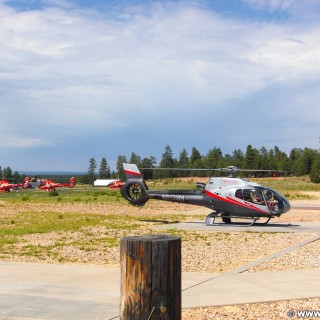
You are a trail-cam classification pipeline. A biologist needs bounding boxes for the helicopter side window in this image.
[252,189,266,206]
[243,189,252,202]
[235,189,243,199]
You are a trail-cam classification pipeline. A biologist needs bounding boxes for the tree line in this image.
[0,167,20,181]
[1,144,320,184]
[111,144,319,183]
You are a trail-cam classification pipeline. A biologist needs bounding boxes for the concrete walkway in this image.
[1,262,319,320]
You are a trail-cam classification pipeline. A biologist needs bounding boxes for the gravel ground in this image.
[182,298,320,320]
[0,196,319,319]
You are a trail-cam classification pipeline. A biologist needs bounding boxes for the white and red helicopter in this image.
[94,179,124,189]
[108,179,125,189]
[0,179,23,192]
[120,163,291,226]
[23,177,76,191]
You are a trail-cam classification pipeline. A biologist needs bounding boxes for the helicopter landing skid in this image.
[254,217,271,225]
[246,218,259,227]
[205,213,271,227]
[205,213,216,225]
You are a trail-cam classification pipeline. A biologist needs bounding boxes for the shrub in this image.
[48,190,59,197]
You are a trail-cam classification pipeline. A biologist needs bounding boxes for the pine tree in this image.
[87,158,97,185]
[116,155,127,180]
[13,171,20,183]
[231,149,245,168]
[309,155,320,183]
[99,158,110,179]
[141,156,156,180]
[3,167,12,179]
[129,152,142,166]
[177,149,189,177]
[245,145,259,170]
[160,145,175,178]
[203,147,223,169]
[160,145,174,168]
[178,149,189,168]
[189,147,202,168]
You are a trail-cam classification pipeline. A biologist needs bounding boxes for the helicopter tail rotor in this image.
[120,163,150,206]
[68,177,76,188]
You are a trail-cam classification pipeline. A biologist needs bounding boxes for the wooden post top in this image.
[121,234,181,242]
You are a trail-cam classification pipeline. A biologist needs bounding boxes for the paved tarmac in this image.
[1,261,320,320]
[157,221,320,232]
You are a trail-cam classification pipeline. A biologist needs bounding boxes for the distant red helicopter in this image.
[0,179,23,192]
[94,179,124,189]
[108,179,124,189]
[23,177,76,191]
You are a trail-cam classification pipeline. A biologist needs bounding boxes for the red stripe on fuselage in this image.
[205,190,268,214]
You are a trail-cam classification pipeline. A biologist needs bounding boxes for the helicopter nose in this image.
[282,201,291,213]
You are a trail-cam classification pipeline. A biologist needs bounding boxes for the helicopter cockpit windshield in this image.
[262,187,290,215]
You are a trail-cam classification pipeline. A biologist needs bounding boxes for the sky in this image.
[1,0,320,172]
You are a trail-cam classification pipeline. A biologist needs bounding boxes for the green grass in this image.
[0,211,140,237]
[252,176,320,191]
[0,187,125,204]
[250,176,320,199]
[0,209,153,261]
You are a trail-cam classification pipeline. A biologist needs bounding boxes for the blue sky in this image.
[1,0,319,172]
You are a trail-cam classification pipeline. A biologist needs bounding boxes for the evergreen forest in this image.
[113,145,320,183]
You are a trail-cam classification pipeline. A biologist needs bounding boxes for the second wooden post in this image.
[120,234,181,320]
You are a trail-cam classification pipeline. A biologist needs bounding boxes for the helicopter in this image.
[94,179,124,189]
[0,179,23,192]
[23,177,76,191]
[120,163,291,226]
[108,179,125,189]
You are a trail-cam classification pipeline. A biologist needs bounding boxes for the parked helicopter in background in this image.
[120,164,291,226]
[0,179,23,192]
[94,179,124,189]
[23,177,76,191]
[108,179,124,189]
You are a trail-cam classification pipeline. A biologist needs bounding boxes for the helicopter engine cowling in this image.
[120,179,150,206]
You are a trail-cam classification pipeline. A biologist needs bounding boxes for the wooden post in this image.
[120,234,181,320]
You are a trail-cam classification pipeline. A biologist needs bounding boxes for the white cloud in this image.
[247,25,320,82]
[0,137,52,148]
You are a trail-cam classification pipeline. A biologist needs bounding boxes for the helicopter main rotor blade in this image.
[236,169,288,172]
[140,168,222,171]
[140,167,288,173]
